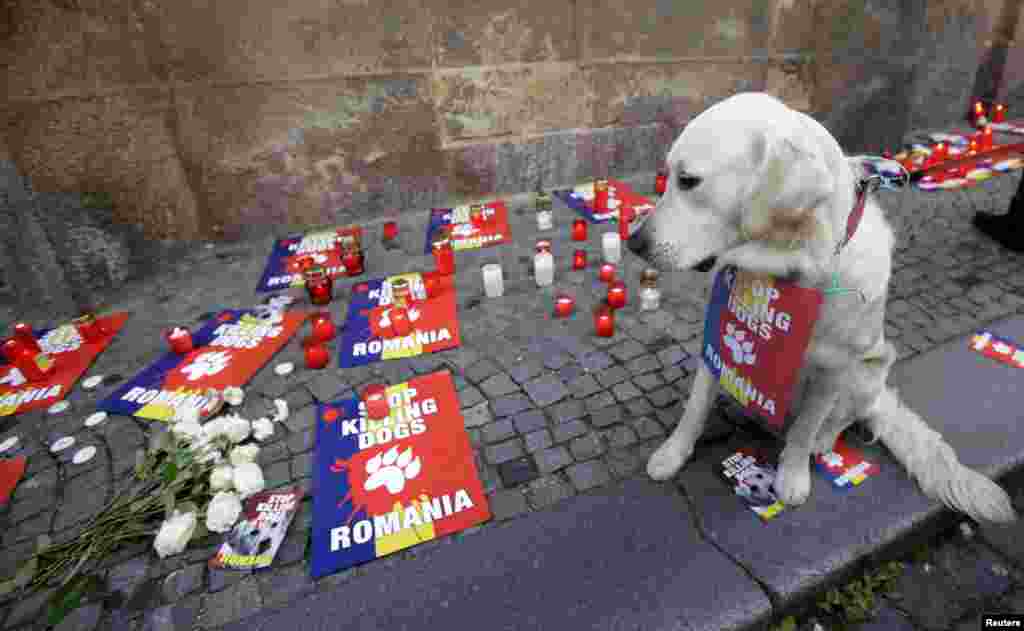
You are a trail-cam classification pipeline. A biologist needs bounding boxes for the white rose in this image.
[233,462,265,499]
[202,417,229,440]
[153,510,197,559]
[223,414,252,444]
[174,406,201,426]
[229,444,260,466]
[209,464,234,491]
[272,399,289,423]
[205,492,243,533]
[171,421,204,444]
[222,386,245,407]
[197,447,223,464]
[252,417,275,442]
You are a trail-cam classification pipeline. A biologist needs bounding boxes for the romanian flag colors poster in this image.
[552,178,655,223]
[0,312,130,416]
[310,370,491,579]
[702,265,822,434]
[98,309,307,421]
[256,226,362,292]
[422,201,512,254]
[338,272,460,368]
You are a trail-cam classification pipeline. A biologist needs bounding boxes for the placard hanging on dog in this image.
[552,179,656,223]
[703,265,822,433]
[423,201,511,254]
[338,272,460,368]
[98,309,307,422]
[310,370,491,579]
[0,312,130,417]
[256,226,362,292]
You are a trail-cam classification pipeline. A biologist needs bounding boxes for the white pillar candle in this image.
[537,209,553,231]
[602,232,621,264]
[534,251,554,287]
[640,286,661,311]
[482,263,504,298]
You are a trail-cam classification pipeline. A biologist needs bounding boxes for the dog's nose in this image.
[694,256,717,272]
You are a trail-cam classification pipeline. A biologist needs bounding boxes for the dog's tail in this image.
[863,387,1017,524]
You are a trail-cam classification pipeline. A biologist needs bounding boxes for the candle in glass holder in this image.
[602,231,621,264]
[933,142,947,163]
[383,221,399,242]
[433,234,455,276]
[311,312,336,343]
[972,100,987,126]
[391,278,412,308]
[303,266,333,306]
[2,338,53,381]
[639,268,661,311]
[993,103,1006,124]
[470,204,487,228]
[618,206,634,242]
[554,294,576,318]
[571,218,588,241]
[655,170,667,196]
[968,137,979,155]
[390,306,413,337]
[607,280,627,309]
[362,384,390,420]
[981,125,994,150]
[598,263,616,283]
[304,341,329,370]
[73,314,104,342]
[482,263,504,298]
[534,242,554,288]
[12,323,42,354]
[593,304,615,337]
[593,179,609,211]
[535,190,553,231]
[165,327,194,354]
[572,249,587,270]
[341,244,364,277]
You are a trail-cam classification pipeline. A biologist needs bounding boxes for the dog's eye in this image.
[677,174,702,191]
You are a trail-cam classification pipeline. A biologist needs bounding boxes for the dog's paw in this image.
[773,461,812,506]
[647,439,691,481]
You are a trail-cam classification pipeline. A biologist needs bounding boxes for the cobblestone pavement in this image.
[1,132,1024,631]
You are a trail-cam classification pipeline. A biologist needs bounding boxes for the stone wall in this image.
[0,0,1017,313]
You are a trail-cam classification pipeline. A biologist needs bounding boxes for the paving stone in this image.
[283,387,315,413]
[551,420,589,443]
[624,354,661,375]
[594,365,631,388]
[511,409,548,434]
[408,355,449,375]
[590,404,624,428]
[283,404,317,433]
[631,372,665,393]
[140,598,201,631]
[507,360,544,385]
[523,429,553,453]
[458,386,485,408]
[568,374,603,399]
[258,441,290,465]
[608,340,647,362]
[55,601,103,631]
[487,489,530,520]
[287,428,315,455]
[485,439,525,465]
[462,402,493,429]
[623,397,655,418]
[556,363,585,383]
[656,344,690,367]
[290,451,314,480]
[496,457,540,487]
[199,577,263,629]
[305,373,349,403]
[605,447,644,478]
[612,381,643,402]
[632,416,664,441]
[479,373,521,398]
[525,475,575,509]
[584,391,616,414]
[162,563,205,603]
[3,587,53,628]
[256,563,316,609]
[452,374,469,391]
[569,434,606,461]
[647,386,680,409]
[534,446,573,474]
[578,351,615,372]
[542,352,572,370]
[208,567,249,593]
[481,419,517,444]
[442,347,481,371]
[522,374,571,407]
[603,425,639,449]
[465,359,502,383]
[660,364,686,384]
[548,399,585,425]
[565,460,613,492]
[490,394,533,418]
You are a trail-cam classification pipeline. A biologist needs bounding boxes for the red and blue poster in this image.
[814,437,880,490]
[702,265,822,433]
[339,272,460,369]
[423,201,512,254]
[256,226,362,293]
[311,370,491,579]
[551,178,655,223]
[98,308,307,422]
[0,312,130,417]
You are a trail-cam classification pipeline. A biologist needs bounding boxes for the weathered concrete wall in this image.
[0,0,1016,312]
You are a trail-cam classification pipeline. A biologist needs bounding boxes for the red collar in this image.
[835,181,869,254]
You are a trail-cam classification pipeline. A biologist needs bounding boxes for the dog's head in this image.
[628,93,850,272]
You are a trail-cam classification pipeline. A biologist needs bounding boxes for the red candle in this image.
[993,103,1006,124]
[165,327,194,354]
[73,314,104,342]
[383,221,399,241]
[304,266,333,306]
[655,170,667,195]
[571,218,588,241]
[598,263,616,283]
[2,338,53,381]
[342,247,364,277]
[554,294,576,318]
[593,305,614,337]
[934,142,947,163]
[311,312,336,343]
[972,100,986,126]
[593,179,609,211]
[882,150,893,160]
[968,137,979,155]
[981,125,994,150]
[304,341,329,370]
[433,241,455,276]
[618,206,634,242]
[12,323,41,354]
[572,249,587,270]
[362,384,390,420]
[391,306,413,337]
[607,280,627,309]
[470,204,487,228]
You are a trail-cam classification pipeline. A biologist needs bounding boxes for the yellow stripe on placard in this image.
[137,386,202,422]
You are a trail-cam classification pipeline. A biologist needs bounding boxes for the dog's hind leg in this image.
[774,374,841,505]
[647,362,718,480]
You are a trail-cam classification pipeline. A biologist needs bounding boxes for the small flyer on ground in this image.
[551,178,656,223]
[98,308,307,422]
[814,436,880,490]
[256,226,362,292]
[310,370,491,579]
[0,312,130,417]
[702,265,823,435]
[423,201,511,254]
[969,330,1024,369]
[209,486,305,570]
[719,446,786,522]
[338,272,460,368]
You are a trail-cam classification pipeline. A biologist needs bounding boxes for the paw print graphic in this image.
[723,324,756,365]
[364,446,422,495]
[0,368,26,387]
[407,307,421,323]
[822,452,844,468]
[180,351,232,382]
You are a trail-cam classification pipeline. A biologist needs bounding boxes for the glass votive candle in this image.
[433,239,455,276]
[572,249,587,270]
[602,231,621,263]
[482,263,504,298]
[993,103,1006,123]
[311,312,336,343]
[383,221,399,242]
[607,280,627,309]
[655,170,667,196]
[165,327,193,354]
[594,179,609,211]
[571,218,588,241]
[598,263,616,283]
[304,340,330,370]
[304,266,333,306]
[13,322,42,353]
[554,294,576,318]
[341,245,364,277]
[593,304,615,337]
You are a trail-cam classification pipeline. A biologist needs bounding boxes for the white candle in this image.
[534,251,554,287]
[482,263,504,298]
[602,232,621,264]
[640,286,661,311]
[537,209,553,231]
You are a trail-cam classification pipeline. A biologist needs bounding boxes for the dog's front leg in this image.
[647,361,718,480]
[774,376,840,505]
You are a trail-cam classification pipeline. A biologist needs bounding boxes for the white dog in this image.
[627,92,1017,524]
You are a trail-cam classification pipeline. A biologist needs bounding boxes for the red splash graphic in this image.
[330,442,433,527]
[323,408,340,424]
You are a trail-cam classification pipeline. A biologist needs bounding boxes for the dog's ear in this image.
[743,129,835,247]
